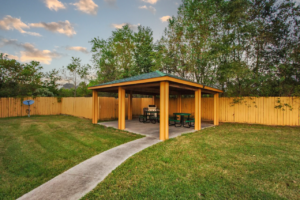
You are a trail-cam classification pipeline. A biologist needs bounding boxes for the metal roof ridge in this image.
[155,70,166,76]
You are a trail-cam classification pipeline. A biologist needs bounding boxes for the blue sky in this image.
[0,0,181,72]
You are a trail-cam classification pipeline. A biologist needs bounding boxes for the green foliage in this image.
[133,26,155,75]
[89,0,299,97]
[90,24,154,84]
[0,53,43,97]
[43,69,61,96]
[32,88,54,97]
[0,53,62,98]
[63,57,91,97]
[274,98,293,111]
[56,97,62,103]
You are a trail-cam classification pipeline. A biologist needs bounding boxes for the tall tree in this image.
[0,53,44,97]
[43,69,61,96]
[63,57,90,97]
[133,25,154,75]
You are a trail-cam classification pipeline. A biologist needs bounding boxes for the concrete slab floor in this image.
[99,118,215,139]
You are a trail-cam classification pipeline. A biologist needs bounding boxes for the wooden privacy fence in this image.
[61,97,153,120]
[0,97,299,126]
[0,97,61,118]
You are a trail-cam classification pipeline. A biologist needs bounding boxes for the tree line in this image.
[91,0,300,97]
[1,0,299,98]
[0,54,91,97]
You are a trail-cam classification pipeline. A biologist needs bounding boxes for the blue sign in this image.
[23,100,34,106]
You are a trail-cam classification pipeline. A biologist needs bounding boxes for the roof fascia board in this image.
[89,76,223,93]
[88,77,169,90]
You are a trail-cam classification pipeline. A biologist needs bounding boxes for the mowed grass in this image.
[0,115,142,200]
[83,123,300,200]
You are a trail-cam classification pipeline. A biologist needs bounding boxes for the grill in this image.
[148,105,159,117]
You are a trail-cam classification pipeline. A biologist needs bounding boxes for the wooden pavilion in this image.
[88,71,223,141]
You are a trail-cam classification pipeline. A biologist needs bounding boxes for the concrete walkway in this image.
[18,137,161,200]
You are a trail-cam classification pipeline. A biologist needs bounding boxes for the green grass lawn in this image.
[0,115,142,200]
[83,123,300,200]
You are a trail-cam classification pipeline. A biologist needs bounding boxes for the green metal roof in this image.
[92,70,200,87]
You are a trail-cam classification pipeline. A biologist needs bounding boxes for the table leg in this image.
[181,115,184,126]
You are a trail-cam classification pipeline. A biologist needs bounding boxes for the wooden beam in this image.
[214,93,219,125]
[160,81,169,141]
[128,91,132,120]
[195,89,201,130]
[169,83,197,91]
[118,87,125,130]
[131,87,160,94]
[88,76,223,93]
[123,82,160,89]
[89,77,168,90]
[128,90,158,96]
[92,90,98,124]
[152,95,156,105]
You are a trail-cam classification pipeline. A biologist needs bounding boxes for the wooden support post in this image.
[160,81,169,141]
[214,93,219,125]
[152,95,156,105]
[128,91,133,120]
[177,95,182,112]
[92,90,98,124]
[195,89,201,130]
[118,87,125,130]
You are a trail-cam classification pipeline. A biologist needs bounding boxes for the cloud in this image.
[30,20,76,37]
[72,0,98,15]
[111,23,140,31]
[141,0,158,4]
[104,0,116,7]
[3,53,19,60]
[44,0,66,11]
[160,15,171,22]
[139,5,156,14]
[0,39,61,64]
[66,46,89,54]
[0,15,41,36]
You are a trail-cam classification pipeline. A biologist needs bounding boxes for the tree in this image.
[43,69,61,96]
[90,24,155,84]
[0,53,44,97]
[63,57,90,97]
[133,25,154,75]
[33,88,54,97]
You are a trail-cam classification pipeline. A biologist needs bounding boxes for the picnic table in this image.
[173,113,191,126]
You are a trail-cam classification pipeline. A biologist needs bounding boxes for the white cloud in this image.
[141,0,158,4]
[72,0,98,15]
[30,20,76,37]
[44,0,66,11]
[66,46,89,54]
[0,39,61,64]
[104,0,116,7]
[0,15,41,36]
[139,5,156,14]
[3,53,19,60]
[111,23,140,31]
[160,15,171,22]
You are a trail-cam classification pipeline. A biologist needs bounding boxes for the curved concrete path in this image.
[18,137,161,200]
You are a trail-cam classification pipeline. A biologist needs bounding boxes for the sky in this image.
[0,0,181,73]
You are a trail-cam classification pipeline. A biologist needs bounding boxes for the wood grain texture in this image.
[0,97,299,126]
